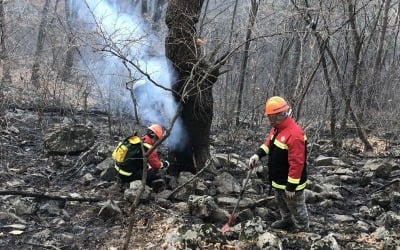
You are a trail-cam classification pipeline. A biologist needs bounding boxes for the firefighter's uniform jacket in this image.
[255,116,307,192]
[114,134,162,182]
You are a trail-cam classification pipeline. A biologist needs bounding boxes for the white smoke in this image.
[76,0,187,150]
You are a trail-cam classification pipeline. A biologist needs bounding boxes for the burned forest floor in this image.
[1,87,400,250]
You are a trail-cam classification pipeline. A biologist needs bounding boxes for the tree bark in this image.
[367,0,391,108]
[30,0,51,88]
[60,0,77,82]
[165,0,219,174]
[0,0,12,88]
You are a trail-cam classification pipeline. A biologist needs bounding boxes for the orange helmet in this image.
[148,124,163,139]
[265,96,289,115]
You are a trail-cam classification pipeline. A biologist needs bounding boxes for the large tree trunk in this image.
[165,0,218,174]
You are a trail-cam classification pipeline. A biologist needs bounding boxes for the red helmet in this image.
[148,124,163,139]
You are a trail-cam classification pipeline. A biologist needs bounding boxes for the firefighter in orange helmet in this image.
[249,96,309,231]
[114,124,169,184]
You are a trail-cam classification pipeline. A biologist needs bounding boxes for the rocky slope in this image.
[1,100,400,249]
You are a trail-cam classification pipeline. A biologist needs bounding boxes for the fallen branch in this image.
[370,179,400,194]
[0,190,103,202]
[167,159,213,199]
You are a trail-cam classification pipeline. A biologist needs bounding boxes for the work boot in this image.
[271,219,294,230]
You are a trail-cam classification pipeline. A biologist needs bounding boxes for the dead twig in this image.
[167,159,213,199]
[64,142,98,180]
[0,190,103,202]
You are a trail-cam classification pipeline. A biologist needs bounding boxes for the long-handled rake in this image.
[220,168,253,233]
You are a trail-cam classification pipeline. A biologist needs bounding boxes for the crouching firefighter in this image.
[112,124,169,184]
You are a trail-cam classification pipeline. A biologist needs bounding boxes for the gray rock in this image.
[12,198,37,216]
[339,175,359,184]
[167,223,227,249]
[81,173,95,184]
[392,192,400,203]
[363,159,393,178]
[33,229,52,241]
[371,191,391,208]
[0,212,27,224]
[322,190,344,201]
[359,172,374,187]
[44,124,94,154]
[376,211,400,229]
[6,179,26,188]
[96,158,114,173]
[239,217,267,241]
[58,232,75,245]
[305,190,324,203]
[372,226,390,240]
[213,153,247,170]
[213,172,241,194]
[38,200,64,216]
[216,196,253,207]
[359,205,385,219]
[331,214,355,223]
[236,208,253,223]
[194,181,209,195]
[254,207,271,219]
[332,167,354,175]
[98,200,121,220]
[311,233,341,250]
[124,181,152,202]
[100,167,117,181]
[172,202,189,214]
[172,172,196,201]
[323,175,341,184]
[256,231,283,250]
[315,156,346,167]
[155,190,173,200]
[187,195,228,223]
[51,218,67,227]
[316,200,334,210]
[354,220,371,233]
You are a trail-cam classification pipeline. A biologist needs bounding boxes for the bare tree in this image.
[235,0,260,126]
[60,0,77,82]
[0,0,11,88]
[30,0,51,88]
[367,0,392,109]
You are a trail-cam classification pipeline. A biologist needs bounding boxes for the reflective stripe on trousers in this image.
[114,165,132,176]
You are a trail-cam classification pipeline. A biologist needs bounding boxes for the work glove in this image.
[162,160,170,168]
[249,154,259,168]
[285,189,295,199]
